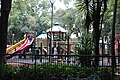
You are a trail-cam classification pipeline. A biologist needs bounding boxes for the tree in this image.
[8,0,51,41]
[61,0,74,8]
[111,0,118,75]
[115,0,120,35]
[76,0,108,66]
[0,0,12,64]
[101,0,120,36]
[54,8,76,31]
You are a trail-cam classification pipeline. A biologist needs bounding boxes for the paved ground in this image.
[7,56,118,66]
[7,57,49,64]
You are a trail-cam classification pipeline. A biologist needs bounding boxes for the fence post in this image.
[102,37,104,66]
[40,43,42,62]
[34,54,37,80]
[32,47,34,62]
[58,42,60,58]
[118,40,120,63]
[67,36,70,63]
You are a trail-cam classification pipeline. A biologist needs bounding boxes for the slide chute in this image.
[6,34,34,59]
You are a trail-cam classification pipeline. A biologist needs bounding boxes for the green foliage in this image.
[8,0,51,42]
[99,68,113,80]
[75,32,93,55]
[14,65,34,80]
[54,8,76,32]
[75,32,93,66]
[0,63,114,80]
[54,7,83,35]
[33,63,98,80]
[35,63,75,80]
[75,0,108,60]
[0,64,15,79]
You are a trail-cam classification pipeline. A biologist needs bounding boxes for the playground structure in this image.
[6,27,120,62]
[6,35,27,53]
[46,23,67,55]
[36,31,47,47]
[5,25,120,68]
[6,34,34,59]
[36,23,77,59]
[6,23,77,61]
[36,31,48,55]
[7,23,118,63]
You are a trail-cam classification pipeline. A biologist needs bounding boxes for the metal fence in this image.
[0,54,120,80]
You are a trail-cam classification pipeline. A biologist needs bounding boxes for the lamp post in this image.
[49,0,56,62]
[12,33,15,45]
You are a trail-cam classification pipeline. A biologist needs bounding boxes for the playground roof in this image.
[46,23,67,33]
[36,34,47,39]
[70,32,77,38]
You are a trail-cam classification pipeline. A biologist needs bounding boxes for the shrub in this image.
[99,68,112,80]
[0,63,113,80]
[0,64,15,80]
[75,33,93,67]
[13,65,34,80]
[75,33,93,55]
[34,63,97,80]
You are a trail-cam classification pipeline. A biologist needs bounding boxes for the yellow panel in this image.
[6,35,26,53]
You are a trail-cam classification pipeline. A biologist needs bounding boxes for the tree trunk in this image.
[0,0,12,64]
[93,28,100,66]
[111,0,118,78]
[93,0,101,66]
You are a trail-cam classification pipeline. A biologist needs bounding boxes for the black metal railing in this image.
[0,54,120,80]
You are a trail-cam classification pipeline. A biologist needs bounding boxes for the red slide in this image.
[6,34,34,59]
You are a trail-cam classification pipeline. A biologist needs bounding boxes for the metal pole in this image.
[50,3,53,62]
[118,40,120,63]
[40,42,42,62]
[34,54,36,80]
[49,0,56,62]
[67,36,70,63]
[102,37,104,66]
[12,33,15,45]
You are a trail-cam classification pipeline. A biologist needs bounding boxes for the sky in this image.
[54,0,66,10]
[54,0,75,10]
